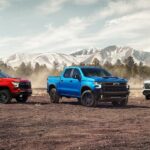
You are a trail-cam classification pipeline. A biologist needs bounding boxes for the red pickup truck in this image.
[0,70,32,104]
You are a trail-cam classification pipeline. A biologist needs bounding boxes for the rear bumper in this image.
[143,90,150,96]
[94,89,130,101]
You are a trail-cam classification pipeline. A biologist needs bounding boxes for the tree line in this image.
[0,61,49,77]
[72,56,150,79]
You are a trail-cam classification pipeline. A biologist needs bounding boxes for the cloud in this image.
[94,9,150,51]
[6,9,150,53]
[74,0,98,5]
[37,0,98,15]
[0,16,91,55]
[129,38,150,52]
[0,36,28,57]
[95,0,150,19]
[1,0,150,57]
[0,0,10,10]
[37,0,67,14]
[22,17,91,51]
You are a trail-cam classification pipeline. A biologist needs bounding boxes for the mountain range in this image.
[0,45,150,69]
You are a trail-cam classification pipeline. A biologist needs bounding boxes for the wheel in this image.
[146,95,150,100]
[16,96,28,103]
[112,97,128,107]
[49,88,60,103]
[0,89,12,104]
[81,90,97,107]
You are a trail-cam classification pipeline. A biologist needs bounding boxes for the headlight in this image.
[12,82,19,88]
[94,82,102,88]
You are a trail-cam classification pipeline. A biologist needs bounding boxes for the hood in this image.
[144,80,150,84]
[1,77,30,83]
[87,76,127,83]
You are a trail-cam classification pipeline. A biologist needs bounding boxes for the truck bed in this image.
[48,76,60,82]
[47,76,60,88]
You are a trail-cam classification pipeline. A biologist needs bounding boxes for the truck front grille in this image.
[102,83,127,92]
[145,84,150,89]
[19,82,31,89]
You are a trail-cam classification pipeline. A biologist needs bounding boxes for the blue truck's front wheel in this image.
[81,90,97,107]
[49,88,60,103]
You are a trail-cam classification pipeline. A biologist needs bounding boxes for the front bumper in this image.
[12,89,32,97]
[94,89,130,102]
[143,90,150,96]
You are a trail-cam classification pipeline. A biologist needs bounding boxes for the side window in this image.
[72,69,81,78]
[63,69,73,78]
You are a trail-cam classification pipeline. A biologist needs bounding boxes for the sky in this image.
[0,0,150,57]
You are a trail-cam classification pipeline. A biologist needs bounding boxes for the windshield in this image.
[0,71,12,78]
[81,68,112,77]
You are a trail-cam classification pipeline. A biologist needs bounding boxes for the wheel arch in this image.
[48,84,56,92]
[0,86,10,92]
[81,86,92,94]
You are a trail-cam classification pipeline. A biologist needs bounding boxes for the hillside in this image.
[1,46,150,69]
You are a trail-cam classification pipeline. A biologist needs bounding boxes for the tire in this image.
[112,97,128,107]
[0,89,12,104]
[81,90,97,107]
[16,96,28,103]
[146,95,150,100]
[49,88,60,103]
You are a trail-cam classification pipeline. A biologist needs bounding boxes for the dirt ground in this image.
[0,91,150,150]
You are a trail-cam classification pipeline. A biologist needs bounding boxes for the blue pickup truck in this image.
[47,66,130,107]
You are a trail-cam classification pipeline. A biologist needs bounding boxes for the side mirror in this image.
[73,74,81,80]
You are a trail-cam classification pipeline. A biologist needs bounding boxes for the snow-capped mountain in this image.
[80,46,150,65]
[0,46,150,69]
[0,52,80,69]
[70,48,100,62]
[71,48,99,56]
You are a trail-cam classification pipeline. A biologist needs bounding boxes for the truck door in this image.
[59,68,74,96]
[71,68,82,97]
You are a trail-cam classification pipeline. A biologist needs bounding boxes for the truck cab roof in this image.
[66,66,103,69]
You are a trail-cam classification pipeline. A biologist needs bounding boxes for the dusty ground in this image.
[0,91,150,150]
